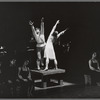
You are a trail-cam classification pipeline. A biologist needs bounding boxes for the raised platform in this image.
[31,68,65,75]
[31,69,66,90]
[35,81,75,91]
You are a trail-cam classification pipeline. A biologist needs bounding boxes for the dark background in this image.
[0,2,100,84]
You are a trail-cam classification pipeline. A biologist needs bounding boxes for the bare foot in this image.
[55,67,58,70]
[44,68,48,71]
[37,67,41,70]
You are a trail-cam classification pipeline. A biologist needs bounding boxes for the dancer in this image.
[88,52,100,85]
[44,20,67,71]
[89,52,100,72]
[29,18,46,70]
[18,60,33,97]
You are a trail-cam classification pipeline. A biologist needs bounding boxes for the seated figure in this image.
[88,52,100,85]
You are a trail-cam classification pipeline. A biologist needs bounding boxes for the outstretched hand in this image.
[64,28,69,32]
[62,29,67,34]
[62,28,69,34]
[29,20,34,25]
[56,20,60,24]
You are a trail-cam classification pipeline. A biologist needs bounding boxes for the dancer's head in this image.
[51,31,58,42]
[52,31,58,37]
[92,52,97,59]
[36,28,40,35]
[23,60,29,68]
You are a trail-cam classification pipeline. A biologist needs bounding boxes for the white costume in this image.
[44,20,66,60]
[44,36,56,59]
[44,21,58,60]
[43,20,67,70]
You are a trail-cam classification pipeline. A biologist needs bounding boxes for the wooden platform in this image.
[35,81,75,91]
[31,68,65,75]
[30,69,66,90]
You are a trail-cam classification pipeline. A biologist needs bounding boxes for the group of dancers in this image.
[29,18,68,71]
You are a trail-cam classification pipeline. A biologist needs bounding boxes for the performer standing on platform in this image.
[29,18,46,70]
[44,20,67,71]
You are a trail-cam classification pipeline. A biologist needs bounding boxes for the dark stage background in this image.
[0,2,100,84]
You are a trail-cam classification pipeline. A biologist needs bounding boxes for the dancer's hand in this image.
[63,29,67,33]
[29,20,34,25]
[62,29,67,34]
[62,28,69,34]
[56,20,60,24]
[65,28,69,32]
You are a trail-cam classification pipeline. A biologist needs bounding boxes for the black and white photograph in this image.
[0,1,100,98]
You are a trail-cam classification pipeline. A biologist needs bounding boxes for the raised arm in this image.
[29,21,38,42]
[40,17,45,42]
[57,28,68,38]
[50,20,60,36]
[46,20,60,43]
[40,17,44,35]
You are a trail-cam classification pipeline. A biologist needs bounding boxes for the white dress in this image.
[44,37,56,59]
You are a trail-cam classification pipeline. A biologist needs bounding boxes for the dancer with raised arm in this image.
[29,18,46,70]
[44,20,67,71]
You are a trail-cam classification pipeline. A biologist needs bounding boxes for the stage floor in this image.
[35,81,75,90]
[32,84,100,98]
[1,81,100,98]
